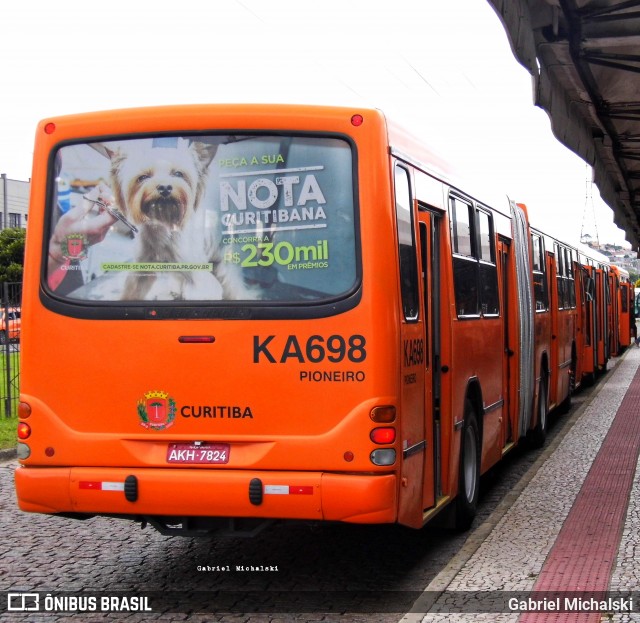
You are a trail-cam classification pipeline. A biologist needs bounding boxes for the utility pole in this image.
[580,165,600,248]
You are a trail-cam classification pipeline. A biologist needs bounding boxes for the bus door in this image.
[619,282,630,350]
[575,265,590,380]
[395,164,427,529]
[608,273,617,354]
[584,266,597,376]
[596,268,611,366]
[417,208,442,514]
[548,251,561,406]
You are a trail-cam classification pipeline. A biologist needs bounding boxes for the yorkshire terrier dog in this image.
[106,139,254,301]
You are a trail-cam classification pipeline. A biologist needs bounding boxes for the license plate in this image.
[166,443,230,464]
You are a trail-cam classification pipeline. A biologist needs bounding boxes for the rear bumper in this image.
[15,467,397,524]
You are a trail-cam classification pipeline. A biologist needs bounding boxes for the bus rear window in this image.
[46,135,357,308]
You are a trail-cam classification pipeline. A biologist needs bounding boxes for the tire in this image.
[0,331,6,345]
[530,374,548,449]
[454,401,481,531]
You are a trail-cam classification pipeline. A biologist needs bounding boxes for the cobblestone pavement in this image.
[399,347,640,623]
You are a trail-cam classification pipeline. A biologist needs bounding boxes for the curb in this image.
[0,447,16,461]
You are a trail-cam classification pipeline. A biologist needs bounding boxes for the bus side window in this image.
[477,208,499,316]
[555,243,566,310]
[531,233,548,311]
[394,165,419,321]
[566,248,576,308]
[450,195,479,317]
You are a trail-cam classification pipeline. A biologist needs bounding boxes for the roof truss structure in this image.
[488,0,640,250]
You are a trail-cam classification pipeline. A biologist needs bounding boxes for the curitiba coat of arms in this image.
[62,234,89,261]
[137,390,176,430]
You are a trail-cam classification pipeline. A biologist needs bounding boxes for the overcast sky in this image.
[0,0,629,247]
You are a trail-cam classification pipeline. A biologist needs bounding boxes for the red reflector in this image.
[264,484,314,495]
[44,122,56,134]
[17,422,31,440]
[79,481,101,490]
[370,427,396,444]
[289,486,314,495]
[178,336,215,343]
[79,481,125,492]
[351,114,364,126]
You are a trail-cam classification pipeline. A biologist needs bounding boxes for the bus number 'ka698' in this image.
[253,334,367,364]
[404,338,424,367]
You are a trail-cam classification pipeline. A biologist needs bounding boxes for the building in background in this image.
[0,174,29,229]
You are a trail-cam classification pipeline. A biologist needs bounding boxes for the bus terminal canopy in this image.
[488,0,640,251]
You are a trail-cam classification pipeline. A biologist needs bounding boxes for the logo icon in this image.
[7,593,39,612]
[62,234,88,260]
[137,391,176,430]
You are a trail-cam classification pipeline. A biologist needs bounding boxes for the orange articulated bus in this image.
[14,104,625,536]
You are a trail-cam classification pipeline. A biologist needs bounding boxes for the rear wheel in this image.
[454,401,480,531]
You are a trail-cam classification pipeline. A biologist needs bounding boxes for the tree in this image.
[0,228,26,283]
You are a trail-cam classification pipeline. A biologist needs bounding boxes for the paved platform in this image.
[401,346,640,623]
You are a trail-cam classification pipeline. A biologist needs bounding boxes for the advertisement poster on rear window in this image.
[47,135,357,304]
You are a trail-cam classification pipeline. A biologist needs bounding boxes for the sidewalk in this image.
[400,346,640,623]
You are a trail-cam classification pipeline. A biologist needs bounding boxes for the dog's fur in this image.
[106,139,254,301]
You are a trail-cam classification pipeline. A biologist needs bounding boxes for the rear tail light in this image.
[370,427,396,444]
[18,402,31,419]
[17,443,30,460]
[370,406,396,423]
[370,449,396,466]
[17,422,31,440]
[178,336,215,343]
